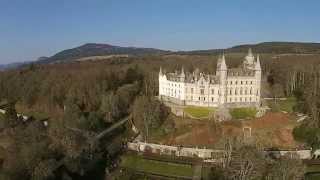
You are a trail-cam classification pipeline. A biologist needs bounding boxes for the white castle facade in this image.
[159,49,261,108]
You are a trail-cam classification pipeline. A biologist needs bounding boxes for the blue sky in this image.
[0,0,319,64]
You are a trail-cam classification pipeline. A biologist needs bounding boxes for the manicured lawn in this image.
[230,107,256,119]
[278,97,297,113]
[184,106,215,119]
[304,164,320,180]
[120,154,193,177]
[305,173,320,180]
[267,97,297,113]
[306,164,320,173]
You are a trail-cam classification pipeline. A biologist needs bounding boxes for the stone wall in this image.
[264,149,312,159]
[127,141,312,160]
[127,142,224,159]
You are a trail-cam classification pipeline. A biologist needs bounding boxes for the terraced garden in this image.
[230,107,257,119]
[184,106,215,119]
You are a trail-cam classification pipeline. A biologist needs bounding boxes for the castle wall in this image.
[225,76,260,105]
[158,49,261,108]
[184,82,220,107]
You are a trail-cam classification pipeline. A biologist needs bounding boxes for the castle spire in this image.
[159,66,163,75]
[181,66,185,76]
[255,54,261,70]
[220,52,227,70]
[248,48,253,56]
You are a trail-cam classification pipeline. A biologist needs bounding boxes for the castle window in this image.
[212,97,214,102]
[211,89,214,94]
[240,88,243,95]
[230,81,233,85]
[199,97,200,101]
[240,97,242,102]
[241,81,243,85]
[229,89,232,95]
[251,81,253,84]
[235,89,238,95]
[250,88,252,95]
[235,81,238,85]
[246,81,248,84]
[204,97,206,101]
[200,89,204,95]
[250,97,252,102]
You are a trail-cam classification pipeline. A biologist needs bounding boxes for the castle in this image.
[158,49,261,108]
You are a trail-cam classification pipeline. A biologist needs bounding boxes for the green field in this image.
[267,97,297,113]
[305,164,320,180]
[230,107,256,119]
[120,154,193,177]
[184,106,215,119]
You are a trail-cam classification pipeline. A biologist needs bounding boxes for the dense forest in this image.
[0,52,320,179]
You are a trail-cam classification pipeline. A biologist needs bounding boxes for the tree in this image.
[63,97,83,129]
[230,146,267,180]
[31,159,58,180]
[100,92,121,123]
[3,103,19,128]
[132,96,169,141]
[266,156,305,180]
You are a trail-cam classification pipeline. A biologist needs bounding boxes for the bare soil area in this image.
[157,112,300,149]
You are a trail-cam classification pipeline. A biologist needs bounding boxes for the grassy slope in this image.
[267,97,297,113]
[120,154,193,177]
[184,106,215,119]
[230,107,257,119]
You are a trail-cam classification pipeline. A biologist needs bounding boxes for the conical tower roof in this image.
[219,52,227,70]
[255,54,261,70]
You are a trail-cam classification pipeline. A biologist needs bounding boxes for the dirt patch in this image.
[272,128,298,148]
[158,112,300,149]
[247,112,290,129]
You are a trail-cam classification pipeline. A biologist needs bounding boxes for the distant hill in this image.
[2,41,320,70]
[38,43,170,64]
[177,42,320,55]
[0,61,30,71]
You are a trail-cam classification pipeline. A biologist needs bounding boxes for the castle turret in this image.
[255,55,261,106]
[216,53,227,105]
[255,54,261,71]
[216,53,227,75]
[245,48,255,65]
[159,66,163,76]
[220,53,227,70]
[159,67,165,98]
[180,67,185,82]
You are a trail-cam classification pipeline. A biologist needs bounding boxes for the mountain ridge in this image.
[37,43,170,64]
[2,41,320,70]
